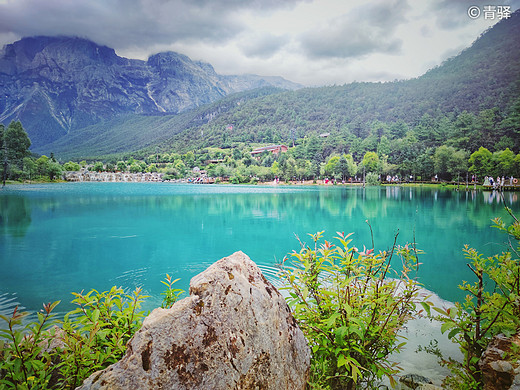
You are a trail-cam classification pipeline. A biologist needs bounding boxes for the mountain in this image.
[3,10,519,161]
[31,87,284,160]
[152,10,519,155]
[0,36,301,149]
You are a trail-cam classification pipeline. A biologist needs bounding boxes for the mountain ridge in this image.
[0,35,302,149]
[3,10,520,160]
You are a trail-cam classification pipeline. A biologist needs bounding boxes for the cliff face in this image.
[0,36,300,149]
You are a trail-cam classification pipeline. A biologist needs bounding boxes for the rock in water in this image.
[78,251,310,389]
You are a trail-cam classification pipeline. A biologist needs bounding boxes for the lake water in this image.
[1,183,519,316]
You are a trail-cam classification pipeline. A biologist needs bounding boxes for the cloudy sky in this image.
[0,0,518,86]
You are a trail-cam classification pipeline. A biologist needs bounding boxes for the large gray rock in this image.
[78,251,310,390]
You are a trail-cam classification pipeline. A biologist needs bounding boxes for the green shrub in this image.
[56,287,148,388]
[0,302,60,389]
[430,209,520,389]
[160,274,184,309]
[365,172,380,186]
[0,277,184,389]
[63,162,80,171]
[279,231,422,389]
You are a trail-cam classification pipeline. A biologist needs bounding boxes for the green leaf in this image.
[441,321,456,334]
[324,312,341,328]
[337,354,347,367]
[448,328,461,339]
[419,301,431,316]
[432,306,449,316]
[92,309,100,322]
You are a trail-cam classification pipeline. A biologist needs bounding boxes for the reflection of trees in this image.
[0,195,32,237]
[2,183,519,309]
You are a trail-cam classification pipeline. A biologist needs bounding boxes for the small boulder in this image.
[479,333,520,390]
[399,373,434,389]
[78,251,310,389]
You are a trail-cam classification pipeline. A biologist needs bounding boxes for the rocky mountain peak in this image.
[147,51,218,80]
[0,35,301,149]
[1,36,123,74]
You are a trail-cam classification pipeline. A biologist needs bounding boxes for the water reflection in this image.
[0,195,31,237]
[0,183,518,312]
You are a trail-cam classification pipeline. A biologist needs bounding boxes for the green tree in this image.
[117,161,127,172]
[47,161,63,180]
[22,157,37,181]
[105,162,115,172]
[215,164,232,179]
[493,148,516,176]
[146,163,158,173]
[361,151,380,173]
[92,161,104,172]
[448,150,469,181]
[321,155,340,178]
[377,135,391,157]
[471,108,498,151]
[336,154,357,180]
[1,121,32,185]
[281,157,297,181]
[498,98,520,151]
[433,145,453,179]
[514,154,520,177]
[129,163,141,173]
[389,120,408,139]
[63,161,81,171]
[36,155,50,178]
[448,111,475,151]
[271,161,281,178]
[468,147,493,180]
[415,148,435,181]
[433,146,467,181]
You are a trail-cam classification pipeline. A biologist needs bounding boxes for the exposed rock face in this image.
[479,333,520,390]
[0,36,301,150]
[78,251,310,390]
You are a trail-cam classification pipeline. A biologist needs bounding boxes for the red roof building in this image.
[250,145,288,157]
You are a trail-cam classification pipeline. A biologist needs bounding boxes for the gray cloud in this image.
[0,0,305,51]
[298,0,410,60]
[238,33,289,58]
[0,0,516,86]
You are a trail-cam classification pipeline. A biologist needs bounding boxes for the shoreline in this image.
[4,177,520,192]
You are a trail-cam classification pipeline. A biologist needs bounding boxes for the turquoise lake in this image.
[1,183,519,315]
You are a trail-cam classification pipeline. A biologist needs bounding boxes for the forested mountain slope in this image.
[32,88,283,160]
[157,10,519,156]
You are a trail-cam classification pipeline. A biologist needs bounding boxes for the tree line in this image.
[2,117,520,185]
